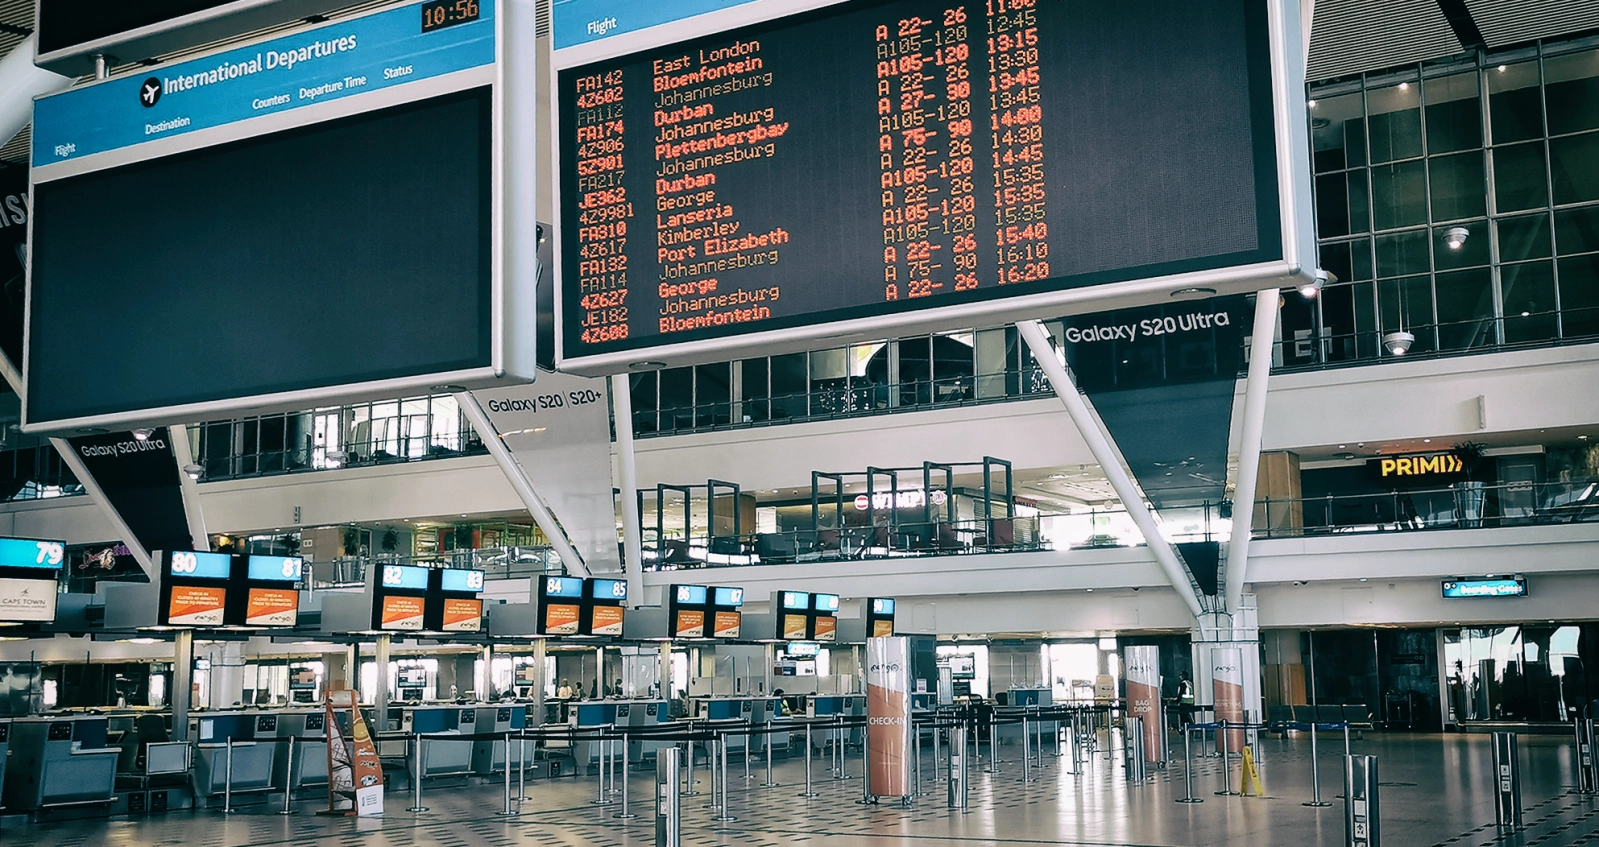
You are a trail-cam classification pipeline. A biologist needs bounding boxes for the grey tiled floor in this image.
[9,732,1598,846]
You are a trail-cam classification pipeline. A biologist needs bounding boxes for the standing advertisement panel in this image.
[1124,645,1164,764]
[866,636,912,798]
[1212,646,1246,753]
[324,689,383,816]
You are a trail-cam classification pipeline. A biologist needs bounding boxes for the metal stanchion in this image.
[947,725,968,811]
[931,718,943,784]
[987,717,1000,774]
[408,734,428,813]
[761,722,779,788]
[1344,754,1380,847]
[1304,723,1331,807]
[591,731,611,806]
[1579,718,1598,794]
[1492,732,1522,831]
[1021,714,1032,784]
[220,736,236,814]
[1033,708,1045,768]
[914,719,924,795]
[1066,711,1082,775]
[1343,722,1352,757]
[798,721,819,798]
[857,719,871,805]
[683,735,700,796]
[1176,724,1202,803]
[706,735,721,812]
[656,746,681,847]
[614,729,637,820]
[1125,717,1147,784]
[712,732,736,822]
[516,731,531,802]
[1214,721,1238,796]
[609,730,621,795]
[496,731,520,817]
[278,736,297,815]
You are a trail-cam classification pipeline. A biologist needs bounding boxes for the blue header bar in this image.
[780,591,809,611]
[552,0,758,50]
[441,569,486,593]
[380,564,431,591]
[169,550,232,580]
[0,537,65,570]
[247,555,303,582]
[543,576,584,599]
[811,593,839,613]
[674,584,708,606]
[33,0,496,168]
[712,586,743,607]
[870,598,894,616]
[589,578,627,602]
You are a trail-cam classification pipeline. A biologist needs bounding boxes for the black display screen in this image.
[559,0,1280,357]
[27,88,493,425]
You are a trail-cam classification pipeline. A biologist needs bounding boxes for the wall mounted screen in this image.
[1442,577,1528,598]
[28,89,492,427]
[247,555,303,582]
[555,0,1307,371]
[0,538,66,571]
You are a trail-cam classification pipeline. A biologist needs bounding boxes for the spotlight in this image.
[1299,269,1333,299]
[1383,331,1415,356]
[133,428,155,441]
[1443,226,1470,250]
[182,463,203,481]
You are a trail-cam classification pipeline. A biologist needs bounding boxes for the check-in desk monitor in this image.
[3,716,120,811]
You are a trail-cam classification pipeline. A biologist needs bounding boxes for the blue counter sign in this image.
[32,0,496,167]
[552,0,759,50]
[169,550,232,580]
[0,537,66,570]
[1442,577,1527,599]
[441,568,486,593]
[248,555,303,582]
[381,564,431,591]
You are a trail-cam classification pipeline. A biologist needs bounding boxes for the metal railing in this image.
[308,547,566,589]
[1255,478,1599,538]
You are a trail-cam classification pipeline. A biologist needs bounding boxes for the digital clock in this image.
[422,0,479,33]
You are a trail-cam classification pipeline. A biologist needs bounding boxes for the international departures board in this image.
[556,0,1306,369]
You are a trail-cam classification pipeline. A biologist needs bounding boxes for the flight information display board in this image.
[555,0,1310,371]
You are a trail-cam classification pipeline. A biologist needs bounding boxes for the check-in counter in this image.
[191,712,279,807]
[614,700,670,764]
[570,702,615,777]
[2,716,120,811]
[470,705,528,775]
[1000,688,1055,746]
[270,710,329,796]
[395,706,477,778]
[805,695,865,751]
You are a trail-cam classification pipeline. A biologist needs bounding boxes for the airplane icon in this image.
[139,78,161,107]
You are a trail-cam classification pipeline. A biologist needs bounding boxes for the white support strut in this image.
[609,373,645,607]
[1016,320,1205,619]
[1223,288,1281,627]
[458,390,591,578]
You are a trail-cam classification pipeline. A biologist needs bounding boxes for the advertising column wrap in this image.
[866,636,912,798]
[1212,646,1245,753]
[1124,645,1164,764]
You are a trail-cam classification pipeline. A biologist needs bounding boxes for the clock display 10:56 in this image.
[421,0,479,33]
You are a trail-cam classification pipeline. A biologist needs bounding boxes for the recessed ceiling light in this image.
[1423,438,1431,443]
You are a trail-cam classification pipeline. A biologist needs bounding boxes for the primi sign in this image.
[1368,452,1469,484]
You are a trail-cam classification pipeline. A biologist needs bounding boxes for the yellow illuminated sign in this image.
[1377,453,1464,478]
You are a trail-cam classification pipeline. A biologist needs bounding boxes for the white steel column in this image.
[168,425,210,550]
[1016,320,1204,619]
[1223,289,1281,627]
[609,374,645,606]
[0,35,73,143]
[457,391,591,577]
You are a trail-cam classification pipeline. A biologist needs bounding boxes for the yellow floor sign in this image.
[1240,745,1266,796]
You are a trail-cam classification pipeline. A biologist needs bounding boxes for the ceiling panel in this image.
[1465,0,1599,49]
[1309,0,1465,80]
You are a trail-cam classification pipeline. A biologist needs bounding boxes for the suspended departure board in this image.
[554,0,1313,372]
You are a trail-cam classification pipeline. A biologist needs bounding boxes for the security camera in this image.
[1383,330,1415,356]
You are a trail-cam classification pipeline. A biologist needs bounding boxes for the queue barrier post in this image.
[1214,720,1239,796]
[656,746,681,847]
[277,735,297,815]
[1492,732,1522,831]
[1125,716,1147,784]
[1344,754,1380,847]
[798,721,819,798]
[947,725,968,811]
[407,734,428,813]
[1303,722,1331,807]
[495,730,520,817]
[762,721,779,788]
[615,728,638,820]
[591,729,611,806]
[1176,724,1202,804]
[220,736,236,814]
[1579,718,1598,794]
[517,731,531,802]
[712,730,736,823]
[1020,713,1032,784]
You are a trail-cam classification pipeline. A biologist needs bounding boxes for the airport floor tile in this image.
[8,732,1599,846]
